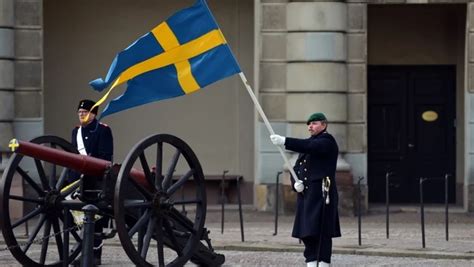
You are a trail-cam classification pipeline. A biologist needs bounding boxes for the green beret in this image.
[306,112,327,125]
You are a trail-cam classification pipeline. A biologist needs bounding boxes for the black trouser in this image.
[302,235,332,263]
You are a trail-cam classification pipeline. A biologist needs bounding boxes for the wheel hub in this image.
[152,192,172,211]
[43,190,61,213]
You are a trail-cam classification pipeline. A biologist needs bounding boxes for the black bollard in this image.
[63,207,70,267]
[419,177,426,248]
[445,173,449,241]
[236,176,244,242]
[82,204,99,267]
[273,171,282,236]
[385,172,391,239]
[181,186,186,215]
[24,221,29,237]
[357,176,364,246]
[63,206,70,267]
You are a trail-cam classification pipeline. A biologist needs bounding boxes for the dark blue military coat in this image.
[70,119,113,187]
[71,119,113,161]
[285,131,341,239]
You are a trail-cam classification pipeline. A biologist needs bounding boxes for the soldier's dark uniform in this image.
[72,99,113,266]
[71,119,113,162]
[285,125,341,264]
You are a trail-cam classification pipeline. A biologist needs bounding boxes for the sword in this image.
[316,176,331,267]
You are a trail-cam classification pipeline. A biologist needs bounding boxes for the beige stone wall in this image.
[42,0,255,196]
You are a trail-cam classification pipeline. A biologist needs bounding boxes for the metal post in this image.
[63,207,70,267]
[137,209,144,253]
[420,177,426,248]
[24,221,29,237]
[82,204,98,267]
[385,172,390,239]
[445,173,449,241]
[236,176,245,242]
[181,186,186,215]
[221,170,228,234]
[358,177,364,246]
[273,171,282,236]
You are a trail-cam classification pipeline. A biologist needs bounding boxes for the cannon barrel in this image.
[8,139,149,189]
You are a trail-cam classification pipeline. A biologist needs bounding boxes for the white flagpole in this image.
[238,72,302,184]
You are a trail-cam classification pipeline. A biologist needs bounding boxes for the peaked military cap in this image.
[306,112,327,125]
[77,99,98,115]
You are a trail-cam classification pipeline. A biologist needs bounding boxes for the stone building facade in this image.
[1,0,474,213]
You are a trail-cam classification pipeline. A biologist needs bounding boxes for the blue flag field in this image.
[90,0,241,118]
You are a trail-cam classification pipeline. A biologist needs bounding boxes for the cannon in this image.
[0,134,225,266]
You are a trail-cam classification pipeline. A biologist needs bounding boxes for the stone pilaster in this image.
[467,2,474,212]
[13,0,44,142]
[0,0,15,171]
[346,0,368,213]
[256,0,289,211]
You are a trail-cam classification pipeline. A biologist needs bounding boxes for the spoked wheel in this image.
[115,134,207,267]
[0,136,83,266]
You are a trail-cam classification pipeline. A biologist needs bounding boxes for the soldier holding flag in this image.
[270,112,341,267]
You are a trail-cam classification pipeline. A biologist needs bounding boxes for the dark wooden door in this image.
[368,66,456,203]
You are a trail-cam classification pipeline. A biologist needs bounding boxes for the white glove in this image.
[270,134,286,146]
[293,180,304,193]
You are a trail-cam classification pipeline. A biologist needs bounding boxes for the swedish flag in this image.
[90,0,241,118]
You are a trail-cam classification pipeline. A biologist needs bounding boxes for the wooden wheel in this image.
[0,136,83,266]
[114,134,207,267]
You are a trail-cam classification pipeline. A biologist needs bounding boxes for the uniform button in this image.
[304,168,307,171]
[299,162,302,165]
[298,171,300,174]
[304,160,306,163]
[305,186,308,189]
[304,178,307,180]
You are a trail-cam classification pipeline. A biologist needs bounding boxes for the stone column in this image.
[467,2,474,212]
[0,0,15,171]
[286,1,352,215]
[13,0,44,142]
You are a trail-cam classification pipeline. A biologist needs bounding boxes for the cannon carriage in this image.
[0,134,225,267]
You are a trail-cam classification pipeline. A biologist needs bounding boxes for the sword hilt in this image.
[322,176,331,204]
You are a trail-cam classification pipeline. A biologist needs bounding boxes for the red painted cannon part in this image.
[10,139,150,191]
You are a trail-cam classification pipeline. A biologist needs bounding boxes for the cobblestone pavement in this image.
[0,206,473,266]
[204,206,474,259]
[1,247,473,266]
